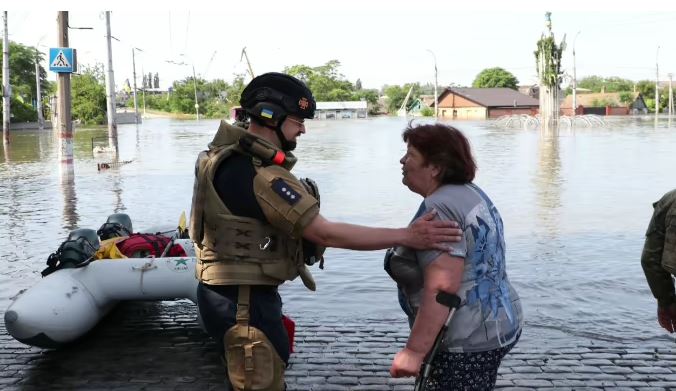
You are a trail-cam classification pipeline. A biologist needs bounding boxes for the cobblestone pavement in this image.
[2,301,676,390]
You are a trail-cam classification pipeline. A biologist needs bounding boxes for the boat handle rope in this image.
[131,257,158,294]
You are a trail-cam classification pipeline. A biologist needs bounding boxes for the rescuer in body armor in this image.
[190,72,461,390]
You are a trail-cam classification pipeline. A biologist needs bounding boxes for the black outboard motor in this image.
[41,229,100,277]
[97,213,133,240]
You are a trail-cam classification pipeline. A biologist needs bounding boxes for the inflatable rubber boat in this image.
[4,214,199,348]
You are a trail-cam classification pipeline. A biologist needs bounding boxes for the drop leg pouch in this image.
[224,324,285,390]
[224,285,285,391]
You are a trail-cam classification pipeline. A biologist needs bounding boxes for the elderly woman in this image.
[385,123,523,390]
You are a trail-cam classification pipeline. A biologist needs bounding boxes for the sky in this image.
[5,0,676,92]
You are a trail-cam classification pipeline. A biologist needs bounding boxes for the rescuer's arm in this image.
[302,211,461,251]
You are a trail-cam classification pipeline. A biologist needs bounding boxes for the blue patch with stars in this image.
[272,178,301,205]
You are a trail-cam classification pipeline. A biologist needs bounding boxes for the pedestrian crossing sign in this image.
[49,47,77,73]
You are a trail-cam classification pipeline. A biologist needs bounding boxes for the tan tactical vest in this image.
[190,121,318,290]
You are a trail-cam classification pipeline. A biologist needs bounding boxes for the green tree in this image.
[577,75,604,92]
[284,64,314,84]
[634,80,671,112]
[284,60,355,101]
[418,83,436,95]
[645,97,656,111]
[534,34,566,88]
[169,77,204,114]
[71,64,107,125]
[619,92,633,105]
[200,78,229,118]
[472,67,519,90]
[0,41,52,122]
[133,93,170,112]
[578,76,634,93]
[383,83,422,113]
[162,75,247,118]
[226,74,247,106]
[383,85,406,113]
[604,77,634,93]
[635,80,653,98]
[353,89,378,106]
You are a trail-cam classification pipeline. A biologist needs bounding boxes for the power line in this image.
[183,11,190,57]
[168,11,172,55]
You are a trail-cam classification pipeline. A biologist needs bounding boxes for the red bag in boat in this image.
[116,234,187,258]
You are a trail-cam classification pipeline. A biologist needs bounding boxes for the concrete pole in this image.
[35,49,44,129]
[655,46,660,115]
[433,59,438,119]
[572,31,581,117]
[192,64,199,120]
[2,11,10,145]
[141,63,146,117]
[104,11,118,154]
[56,11,73,177]
[427,49,438,119]
[131,48,139,124]
[668,73,673,119]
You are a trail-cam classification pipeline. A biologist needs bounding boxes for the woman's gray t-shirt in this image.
[387,183,523,353]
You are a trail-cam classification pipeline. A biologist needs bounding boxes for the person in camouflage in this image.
[641,189,676,332]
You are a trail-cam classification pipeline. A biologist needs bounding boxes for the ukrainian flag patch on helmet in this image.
[261,108,274,119]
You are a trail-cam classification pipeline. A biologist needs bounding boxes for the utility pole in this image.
[427,50,438,119]
[56,11,73,175]
[141,63,146,116]
[2,11,10,145]
[668,73,674,119]
[434,63,438,119]
[35,49,44,129]
[240,47,255,79]
[192,64,199,120]
[104,11,118,154]
[572,31,581,116]
[131,48,139,124]
[655,46,660,115]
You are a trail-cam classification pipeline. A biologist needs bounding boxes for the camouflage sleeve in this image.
[641,196,676,307]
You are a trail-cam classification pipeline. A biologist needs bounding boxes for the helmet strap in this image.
[273,115,296,151]
[250,114,296,151]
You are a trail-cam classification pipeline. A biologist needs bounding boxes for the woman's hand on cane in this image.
[390,347,425,377]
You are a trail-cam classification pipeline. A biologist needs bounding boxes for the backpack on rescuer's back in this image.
[116,234,187,258]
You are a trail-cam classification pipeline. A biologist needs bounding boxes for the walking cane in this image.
[413,292,461,391]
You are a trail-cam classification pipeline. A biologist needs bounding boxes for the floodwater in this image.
[1,116,675,346]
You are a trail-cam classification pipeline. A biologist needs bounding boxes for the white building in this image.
[315,101,368,119]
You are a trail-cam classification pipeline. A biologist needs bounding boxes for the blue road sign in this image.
[49,48,77,73]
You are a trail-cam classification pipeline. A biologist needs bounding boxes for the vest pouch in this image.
[261,237,301,283]
[260,261,298,283]
[224,324,285,391]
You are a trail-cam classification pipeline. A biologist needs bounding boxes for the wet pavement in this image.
[2,301,676,390]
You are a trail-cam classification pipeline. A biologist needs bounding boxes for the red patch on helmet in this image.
[298,97,309,110]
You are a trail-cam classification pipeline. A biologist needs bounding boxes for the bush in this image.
[202,100,229,118]
[420,106,434,117]
[0,97,37,123]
